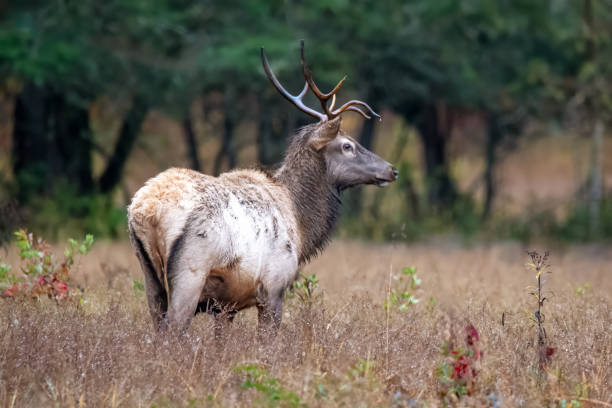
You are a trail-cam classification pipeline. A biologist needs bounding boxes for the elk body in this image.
[128,42,398,336]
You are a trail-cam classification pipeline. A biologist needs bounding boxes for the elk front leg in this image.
[256,285,283,343]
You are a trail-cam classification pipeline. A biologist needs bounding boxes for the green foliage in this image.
[0,229,94,300]
[555,200,612,241]
[384,266,422,311]
[2,0,612,242]
[287,273,319,302]
[0,260,18,290]
[2,0,592,124]
[26,184,126,240]
[339,167,482,242]
[233,364,305,408]
[307,358,386,406]
[347,358,376,380]
[450,195,481,237]
[0,262,10,280]
[133,280,145,298]
[559,399,581,408]
[435,324,481,401]
[314,384,328,400]
[15,229,55,276]
[435,358,468,398]
[575,283,590,297]
[487,199,612,244]
[65,234,94,264]
[0,1,207,103]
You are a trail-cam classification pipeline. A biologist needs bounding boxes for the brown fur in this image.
[199,259,258,312]
[274,121,342,264]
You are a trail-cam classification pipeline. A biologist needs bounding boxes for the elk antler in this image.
[261,47,327,121]
[300,40,380,121]
[261,40,381,122]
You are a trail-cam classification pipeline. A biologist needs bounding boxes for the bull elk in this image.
[127,41,398,337]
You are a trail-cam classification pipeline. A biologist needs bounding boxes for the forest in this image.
[1,0,611,242]
[0,1,611,407]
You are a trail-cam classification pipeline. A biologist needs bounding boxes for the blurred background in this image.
[0,0,611,244]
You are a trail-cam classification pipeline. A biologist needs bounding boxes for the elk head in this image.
[261,40,398,190]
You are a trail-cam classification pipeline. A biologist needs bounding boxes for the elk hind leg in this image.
[165,237,214,333]
[256,284,283,343]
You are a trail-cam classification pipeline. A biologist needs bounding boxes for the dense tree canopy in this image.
[1,0,611,239]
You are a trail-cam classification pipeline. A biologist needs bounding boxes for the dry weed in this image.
[0,241,610,407]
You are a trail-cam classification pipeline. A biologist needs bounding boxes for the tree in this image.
[0,0,206,200]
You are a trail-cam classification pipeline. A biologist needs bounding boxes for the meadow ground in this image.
[0,240,610,407]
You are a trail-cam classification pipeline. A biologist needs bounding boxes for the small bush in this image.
[556,199,612,241]
[233,364,305,408]
[384,266,422,311]
[526,250,555,374]
[286,273,319,302]
[21,182,126,240]
[435,324,482,401]
[0,229,93,301]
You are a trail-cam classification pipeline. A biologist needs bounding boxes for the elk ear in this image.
[309,117,342,151]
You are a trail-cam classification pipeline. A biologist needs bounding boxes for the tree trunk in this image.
[256,108,288,167]
[588,119,604,237]
[392,131,420,219]
[52,93,94,194]
[99,96,149,193]
[414,102,456,210]
[359,115,376,151]
[256,113,270,165]
[583,0,603,238]
[13,84,93,201]
[482,112,502,221]
[182,106,201,171]
[213,113,236,176]
[402,164,421,219]
[13,84,52,201]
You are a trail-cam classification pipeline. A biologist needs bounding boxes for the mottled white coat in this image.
[128,168,301,331]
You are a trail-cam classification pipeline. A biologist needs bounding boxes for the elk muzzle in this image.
[375,164,398,187]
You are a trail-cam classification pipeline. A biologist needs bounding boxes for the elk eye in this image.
[342,143,353,152]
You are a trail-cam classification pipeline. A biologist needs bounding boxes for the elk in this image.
[127,41,398,337]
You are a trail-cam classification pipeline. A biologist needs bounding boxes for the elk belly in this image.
[199,260,259,312]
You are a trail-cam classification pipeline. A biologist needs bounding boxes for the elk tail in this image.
[128,225,169,306]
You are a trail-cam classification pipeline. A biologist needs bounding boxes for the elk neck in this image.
[273,129,341,265]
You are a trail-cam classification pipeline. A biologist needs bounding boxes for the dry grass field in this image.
[1,240,610,407]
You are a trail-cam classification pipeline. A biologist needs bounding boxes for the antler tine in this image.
[344,106,372,120]
[300,40,347,118]
[263,41,381,123]
[321,75,347,100]
[261,47,326,121]
[332,100,382,121]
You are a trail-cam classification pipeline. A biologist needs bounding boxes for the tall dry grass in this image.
[0,241,610,407]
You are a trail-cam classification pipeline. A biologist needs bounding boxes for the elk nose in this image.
[392,167,399,180]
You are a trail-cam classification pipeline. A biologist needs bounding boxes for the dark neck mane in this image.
[273,125,341,264]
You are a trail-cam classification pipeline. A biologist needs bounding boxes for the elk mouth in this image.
[375,177,392,187]
[374,167,398,187]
